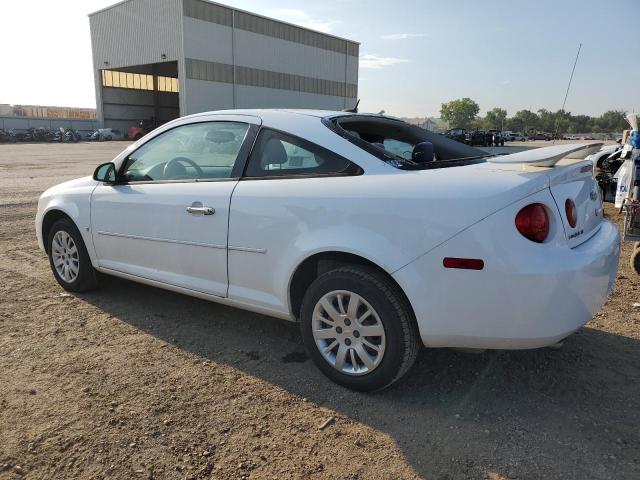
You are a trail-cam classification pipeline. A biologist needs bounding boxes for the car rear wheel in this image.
[47,219,98,292]
[300,266,420,391]
[631,248,640,275]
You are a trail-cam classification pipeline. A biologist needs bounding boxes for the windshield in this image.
[324,115,488,170]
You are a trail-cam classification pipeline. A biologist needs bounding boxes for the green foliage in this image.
[440,98,480,129]
[483,108,507,130]
[442,98,628,135]
[511,110,539,133]
[597,110,628,132]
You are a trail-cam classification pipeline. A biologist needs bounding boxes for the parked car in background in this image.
[9,129,33,142]
[0,129,16,142]
[35,109,620,391]
[467,130,488,146]
[586,144,623,169]
[85,130,99,141]
[95,128,125,141]
[530,133,552,141]
[444,128,466,144]
[487,129,505,146]
[128,119,156,140]
[501,130,514,140]
[505,132,528,141]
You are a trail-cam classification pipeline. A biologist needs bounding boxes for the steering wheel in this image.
[163,156,203,179]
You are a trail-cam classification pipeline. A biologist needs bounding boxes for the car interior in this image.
[121,123,249,182]
[329,115,488,169]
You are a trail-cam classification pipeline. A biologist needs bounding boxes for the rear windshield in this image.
[323,115,488,170]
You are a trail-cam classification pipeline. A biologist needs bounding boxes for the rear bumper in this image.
[393,195,620,349]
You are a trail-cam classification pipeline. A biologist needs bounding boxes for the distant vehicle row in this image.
[444,129,505,146]
[443,129,599,145]
[0,127,125,143]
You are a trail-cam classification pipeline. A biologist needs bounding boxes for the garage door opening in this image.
[100,61,180,139]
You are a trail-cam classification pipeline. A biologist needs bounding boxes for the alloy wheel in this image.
[312,290,386,376]
[51,230,80,283]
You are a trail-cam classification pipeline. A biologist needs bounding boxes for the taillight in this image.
[565,199,577,228]
[515,203,549,243]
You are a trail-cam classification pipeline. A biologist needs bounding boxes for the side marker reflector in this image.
[443,257,485,270]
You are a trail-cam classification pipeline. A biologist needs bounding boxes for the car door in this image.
[227,128,362,313]
[91,116,260,296]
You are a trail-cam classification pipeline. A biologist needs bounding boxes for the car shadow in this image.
[78,274,640,479]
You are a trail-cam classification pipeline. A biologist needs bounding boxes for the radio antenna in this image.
[553,43,582,143]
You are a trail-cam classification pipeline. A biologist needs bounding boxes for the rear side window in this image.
[244,129,361,178]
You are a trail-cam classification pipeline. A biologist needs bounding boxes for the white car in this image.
[509,132,529,141]
[36,110,620,391]
[586,144,623,169]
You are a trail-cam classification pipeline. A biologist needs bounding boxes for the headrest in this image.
[412,141,434,163]
[262,138,289,167]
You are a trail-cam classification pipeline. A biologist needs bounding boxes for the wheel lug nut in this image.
[344,319,351,326]
[336,326,343,334]
[345,338,352,346]
[353,331,360,338]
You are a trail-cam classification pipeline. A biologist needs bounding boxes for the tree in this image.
[483,108,507,130]
[553,110,573,136]
[569,114,593,134]
[511,110,539,133]
[536,109,555,133]
[597,110,628,133]
[440,98,480,129]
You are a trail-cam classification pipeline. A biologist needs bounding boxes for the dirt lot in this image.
[1,142,639,480]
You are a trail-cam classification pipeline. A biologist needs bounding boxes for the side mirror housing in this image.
[93,162,117,183]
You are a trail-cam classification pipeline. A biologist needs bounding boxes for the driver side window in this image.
[121,122,250,182]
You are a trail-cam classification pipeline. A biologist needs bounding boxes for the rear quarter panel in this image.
[227,166,548,317]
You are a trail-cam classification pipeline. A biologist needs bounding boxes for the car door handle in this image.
[186,205,215,215]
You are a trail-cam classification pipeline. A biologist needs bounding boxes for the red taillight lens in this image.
[515,203,549,243]
[565,199,577,228]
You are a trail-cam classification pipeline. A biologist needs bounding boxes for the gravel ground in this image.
[0,142,638,480]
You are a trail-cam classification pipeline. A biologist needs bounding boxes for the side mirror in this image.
[616,139,622,144]
[93,162,117,183]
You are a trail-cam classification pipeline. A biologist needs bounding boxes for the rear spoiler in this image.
[487,143,603,167]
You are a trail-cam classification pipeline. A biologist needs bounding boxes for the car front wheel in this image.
[300,266,420,391]
[47,218,98,292]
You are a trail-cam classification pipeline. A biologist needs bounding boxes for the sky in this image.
[0,0,638,118]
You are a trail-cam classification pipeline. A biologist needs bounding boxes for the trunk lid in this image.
[547,158,603,248]
[486,143,604,248]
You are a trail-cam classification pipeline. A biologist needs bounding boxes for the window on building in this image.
[101,70,178,93]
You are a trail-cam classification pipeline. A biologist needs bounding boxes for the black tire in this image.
[47,218,98,292]
[631,248,640,275]
[300,266,420,391]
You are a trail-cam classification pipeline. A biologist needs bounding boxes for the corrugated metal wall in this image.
[90,0,359,121]
[89,0,183,69]
[0,117,97,131]
[181,0,358,113]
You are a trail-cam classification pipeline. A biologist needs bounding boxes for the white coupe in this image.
[36,109,620,391]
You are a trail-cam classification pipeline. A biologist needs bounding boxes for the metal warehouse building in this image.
[89,0,359,131]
